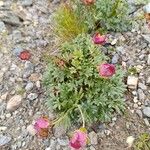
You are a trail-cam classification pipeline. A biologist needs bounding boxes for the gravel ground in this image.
[0,0,150,150]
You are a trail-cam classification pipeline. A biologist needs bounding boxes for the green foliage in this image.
[53,3,88,43]
[43,34,126,129]
[128,67,138,75]
[134,0,149,5]
[95,0,131,32]
[72,0,131,32]
[134,133,150,150]
[53,0,131,43]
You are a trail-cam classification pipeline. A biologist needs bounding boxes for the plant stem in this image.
[52,107,73,125]
[77,105,85,128]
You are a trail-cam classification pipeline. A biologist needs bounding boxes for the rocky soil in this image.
[0,0,150,150]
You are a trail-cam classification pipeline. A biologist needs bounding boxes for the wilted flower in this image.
[99,63,116,78]
[19,50,31,60]
[93,33,106,45]
[69,128,88,150]
[82,0,95,5]
[57,60,65,69]
[34,117,50,138]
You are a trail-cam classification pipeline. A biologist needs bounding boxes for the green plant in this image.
[53,0,131,44]
[72,0,131,32]
[95,0,131,32]
[128,67,138,75]
[43,34,126,129]
[134,0,149,5]
[53,3,88,43]
[134,133,150,150]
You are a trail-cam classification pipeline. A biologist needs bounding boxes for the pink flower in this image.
[34,117,50,138]
[82,0,95,5]
[69,129,88,149]
[19,50,31,60]
[93,33,106,45]
[99,63,116,78]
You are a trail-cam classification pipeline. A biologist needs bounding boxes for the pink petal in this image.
[99,63,116,77]
[93,33,106,45]
[36,118,49,128]
[69,130,87,149]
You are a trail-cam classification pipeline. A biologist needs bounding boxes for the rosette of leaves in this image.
[43,34,126,129]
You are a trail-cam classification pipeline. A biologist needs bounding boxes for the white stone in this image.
[1,92,8,100]
[127,76,138,89]
[126,136,135,147]
[25,82,34,91]
[27,125,36,136]
[27,93,38,100]
[6,95,22,111]
[148,54,150,65]
[0,126,7,131]
[89,131,98,145]
[144,118,150,126]
[36,81,41,88]
[6,113,11,118]
[133,97,138,103]
[111,39,118,45]
[0,1,4,6]
[147,77,150,84]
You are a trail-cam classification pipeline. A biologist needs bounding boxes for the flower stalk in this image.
[77,105,85,128]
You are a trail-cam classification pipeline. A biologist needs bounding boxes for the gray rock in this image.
[25,82,34,91]
[0,21,6,32]
[138,89,146,100]
[144,118,150,126]
[142,35,150,44]
[57,137,69,146]
[20,0,33,6]
[43,139,50,147]
[0,11,21,26]
[53,125,66,138]
[12,47,24,56]
[0,135,11,146]
[27,93,38,100]
[147,77,150,84]
[12,30,22,42]
[23,61,34,78]
[116,46,125,55]
[89,131,98,145]
[145,99,150,106]
[111,54,119,64]
[138,83,147,90]
[0,72,4,82]
[136,109,143,118]
[143,107,150,117]
[46,139,56,150]
[6,95,22,111]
